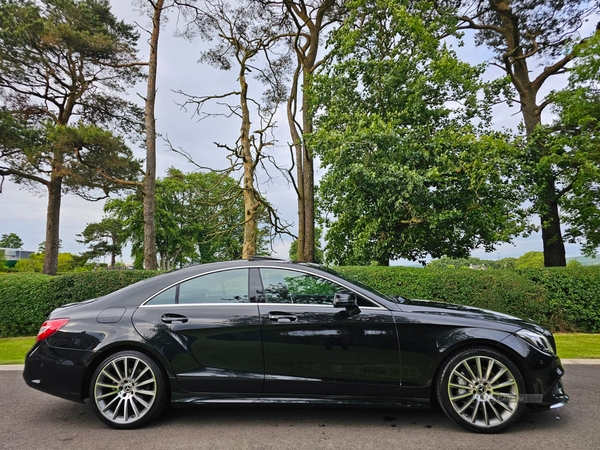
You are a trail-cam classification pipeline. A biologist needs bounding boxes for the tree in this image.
[178,0,292,259]
[77,218,126,268]
[514,251,544,269]
[310,0,528,265]
[132,0,199,270]
[0,0,145,275]
[289,227,324,263]
[0,233,23,249]
[436,0,600,266]
[538,34,600,257]
[272,0,343,262]
[106,168,268,269]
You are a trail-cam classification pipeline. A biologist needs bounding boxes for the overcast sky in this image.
[1,1,596,264]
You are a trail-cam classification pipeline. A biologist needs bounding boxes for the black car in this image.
[23,259,568,432]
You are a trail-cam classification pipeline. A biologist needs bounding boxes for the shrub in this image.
[0,271,159,338]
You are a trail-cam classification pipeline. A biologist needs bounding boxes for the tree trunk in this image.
[43,175,62,275]
[494,2,567,266]
[519,93,566,267]
[142,0,163,270]
[301,69,315,262]
[240,67,258,259]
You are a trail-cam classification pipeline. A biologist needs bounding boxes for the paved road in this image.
[1,364,598,450]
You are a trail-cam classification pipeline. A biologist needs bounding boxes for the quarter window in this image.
[179,269,249,304]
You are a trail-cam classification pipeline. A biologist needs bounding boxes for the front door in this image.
[256,268,400,398]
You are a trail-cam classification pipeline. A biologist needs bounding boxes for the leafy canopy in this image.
[310,0,529,265]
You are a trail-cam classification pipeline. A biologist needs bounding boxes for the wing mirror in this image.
[333,291,357,308]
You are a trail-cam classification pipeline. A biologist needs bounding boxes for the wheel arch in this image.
[81,340,174,402]
[430,333,534,405]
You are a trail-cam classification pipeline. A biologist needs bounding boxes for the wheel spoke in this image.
[476,357,483,379]
[136,378,155,388]
[101,395,120,413]
[129,397,140,419]
[458,396,476,414]
[450,391,474,401]
[111,361,124,380]
[470,400,480,423]
[135,389,156,397]
[492,379,516,390]
[96,382,119,389]
[484,359,494,381]
[453,371,473,386]
[112,397,125,420]
[491,397,514,413]
[489,367,507,385]
[461,361,477,381]
[488,400,503,422]
[482,401,489,426]
[100,369,120,384]
[133,366,150,383]
[133,394,151,409]
[97,391,118,400]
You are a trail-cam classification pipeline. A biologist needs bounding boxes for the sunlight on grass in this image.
[555,333,600,359]
[0,337,36,364]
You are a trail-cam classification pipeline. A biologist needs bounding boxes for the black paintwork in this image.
[23,260,568,412]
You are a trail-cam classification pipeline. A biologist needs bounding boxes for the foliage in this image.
[539,34,600,257]
[310,0,528,265]
[0,270,159,337]
[514,251,544,269]
[437,0,600,267]
[77,217,126,267]
[0,0,145,274]
[0,233,23,249]
[106,168,269,269]
[15,252,76,273]
[2,266,600,337]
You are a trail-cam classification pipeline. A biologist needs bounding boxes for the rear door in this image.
[132,268,264,394]
[257,268,400,398]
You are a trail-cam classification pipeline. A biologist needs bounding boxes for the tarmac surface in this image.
[0,361,599,450]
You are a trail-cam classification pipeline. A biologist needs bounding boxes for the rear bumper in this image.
[23,342,90,403]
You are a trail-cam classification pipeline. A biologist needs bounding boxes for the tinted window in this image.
[179,269,249,304]
[260,269,341,305]
[146,286,177,305]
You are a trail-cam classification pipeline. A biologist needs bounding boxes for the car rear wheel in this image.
[90,350,167,429]
[437,347,526,433]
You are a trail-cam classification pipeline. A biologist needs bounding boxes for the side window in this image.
[179,269,249,304]
[146,286,177,305]
[260,269,341,305]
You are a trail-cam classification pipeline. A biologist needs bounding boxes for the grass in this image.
[0,336,35,364]
[0,334,598,365]
[554,333,600,359]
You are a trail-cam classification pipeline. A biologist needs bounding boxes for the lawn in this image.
[554,333,600,359]
[0,337,35,364]
[0,334,598,365]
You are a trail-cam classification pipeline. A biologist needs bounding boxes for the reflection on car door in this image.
[257,268,400,398]
[132,268,264,394]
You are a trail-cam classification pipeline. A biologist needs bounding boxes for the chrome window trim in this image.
[139,265,386,310]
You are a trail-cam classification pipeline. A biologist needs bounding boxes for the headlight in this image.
[516,329,556,355]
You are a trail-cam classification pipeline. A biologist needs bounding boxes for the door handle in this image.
[268,312,297,323]
[161,313,189,324]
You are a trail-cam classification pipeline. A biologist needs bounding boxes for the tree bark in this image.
[43,175,62,275]
[240,66,259,259]
[491,2,566,266]
[142,0,163,270]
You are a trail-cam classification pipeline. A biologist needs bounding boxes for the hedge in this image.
[1,266,599,338]
[0,271,158,338]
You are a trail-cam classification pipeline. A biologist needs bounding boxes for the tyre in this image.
[436,347,526,433]
[90,350,167,429]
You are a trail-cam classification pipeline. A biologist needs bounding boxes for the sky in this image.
[0,1,597,264]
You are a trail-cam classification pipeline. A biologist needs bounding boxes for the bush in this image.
[0,271,159,338]
[1,266,599,337]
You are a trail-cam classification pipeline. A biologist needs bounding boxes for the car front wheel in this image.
[90,350,167,429]
[437,347,526,433]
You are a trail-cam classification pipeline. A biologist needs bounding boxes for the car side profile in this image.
[23,259,568,432]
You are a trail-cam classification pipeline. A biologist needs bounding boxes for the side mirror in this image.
[333,291,357,308]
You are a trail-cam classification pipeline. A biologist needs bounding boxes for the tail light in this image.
[36,318,70,342]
